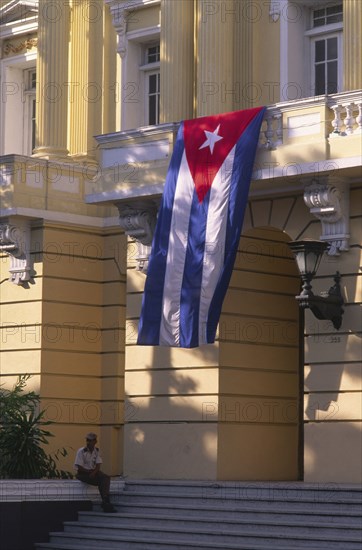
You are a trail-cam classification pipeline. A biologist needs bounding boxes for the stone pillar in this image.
[160,0,194,123]
[33,0,70,159]
[68,2,117,159]
[343,0,362,90]
[196,0,234,116]
[233,6,252,109]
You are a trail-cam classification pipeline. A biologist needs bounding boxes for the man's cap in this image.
[86,432,97,440]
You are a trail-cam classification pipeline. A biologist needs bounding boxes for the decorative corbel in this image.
[303,180,350,256]
[105,1,128,58]
[0,220,32,285]
[117,202,158,273]
[269,0,282,22]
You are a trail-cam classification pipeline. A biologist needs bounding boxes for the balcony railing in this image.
[328,91,362,136]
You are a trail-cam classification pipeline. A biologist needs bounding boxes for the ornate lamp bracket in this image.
[0,219,32,285]
[303,180,350,256]
[117,202,158,273]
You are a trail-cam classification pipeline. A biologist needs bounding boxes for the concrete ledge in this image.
[0,479,125,502]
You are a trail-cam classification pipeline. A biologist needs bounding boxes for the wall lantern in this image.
[288,239,344,330]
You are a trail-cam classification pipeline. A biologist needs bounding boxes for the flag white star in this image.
[199,124,223,154]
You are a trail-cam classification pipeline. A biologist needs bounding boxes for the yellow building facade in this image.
[0,0,361,483]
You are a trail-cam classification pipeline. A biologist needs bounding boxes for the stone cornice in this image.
[104,0,160,12]
[0,207,119,229]
[95,122,179,145]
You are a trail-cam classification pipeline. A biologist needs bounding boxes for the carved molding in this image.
[3,37,38,57]
[0,220,32,285]
[117,202,157,272]
[303,181,350,256]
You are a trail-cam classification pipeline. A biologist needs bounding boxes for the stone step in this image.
[78,510,362,530]
[35,539,354,550]
[63,517,361,538]
[92,501,362,524]
[122,480,362,501]
[43,525,362,549]
[110,490,362,512]
[35,482,362,550]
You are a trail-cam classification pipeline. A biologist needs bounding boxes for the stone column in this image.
[160,0,194,123]
[343,0,362,90]
[233,6,252,109]
[196,0,234,116]
[68,2,117,159]
[33,0,70,159]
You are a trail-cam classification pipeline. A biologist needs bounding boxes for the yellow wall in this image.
[303,185,362,482]
[38,223,126,475]
[123,238,220,479]
[218,228,301,480]
[0,221,127,476]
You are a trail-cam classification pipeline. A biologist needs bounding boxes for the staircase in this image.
[35,480,362,550]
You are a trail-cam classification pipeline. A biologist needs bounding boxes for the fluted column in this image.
[343,0,362,90]
[160,0,194,123]
[196,0,234,116]
[33,0,70,159]
[233,5,252,109]
[68,2,116,159]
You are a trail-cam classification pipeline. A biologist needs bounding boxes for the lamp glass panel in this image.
[294,251,307,275]
[305,250,321,276]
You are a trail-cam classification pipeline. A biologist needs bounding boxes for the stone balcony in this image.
[82,91,360,271]
[0,92,360,277]
[85,90,362,207]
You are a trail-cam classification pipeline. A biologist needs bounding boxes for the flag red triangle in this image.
[184,108,263,203]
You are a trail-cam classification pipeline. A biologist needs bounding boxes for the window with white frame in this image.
[306,3,343,96]
[140,43,160,126]
[23,68,37,154]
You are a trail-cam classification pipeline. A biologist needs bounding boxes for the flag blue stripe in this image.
[137,123,185,345]
[206,108,266,342]
[179,189,211,348]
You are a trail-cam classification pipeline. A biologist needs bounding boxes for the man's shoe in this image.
[102,502,117,513]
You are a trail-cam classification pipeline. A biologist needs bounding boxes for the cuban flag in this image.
[138,107,265,348]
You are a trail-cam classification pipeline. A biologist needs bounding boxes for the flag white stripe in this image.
[198,146,236,345]
[159,151,195,346]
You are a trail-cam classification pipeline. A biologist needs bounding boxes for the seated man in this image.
[74,432,116,513]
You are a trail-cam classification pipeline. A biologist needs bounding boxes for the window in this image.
[146,44,160,64]
[23,68,36,154]
[305,3,343,96]
[147,71,160,125]
[312,4,343,28]
[312,35,340,95]
[140,43,160,126]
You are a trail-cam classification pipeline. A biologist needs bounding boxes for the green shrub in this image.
[0,375,72,479]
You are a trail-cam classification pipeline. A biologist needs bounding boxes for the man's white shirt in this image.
[74,446,102,471]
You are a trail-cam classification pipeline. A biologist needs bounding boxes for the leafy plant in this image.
[0,375,73,479]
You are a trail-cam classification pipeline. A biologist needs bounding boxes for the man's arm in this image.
[76,464,92,474]
[89,463,100,478]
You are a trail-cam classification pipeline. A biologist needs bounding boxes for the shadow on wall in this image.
[123,343,219,480]
[304,421,362,483]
